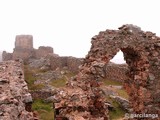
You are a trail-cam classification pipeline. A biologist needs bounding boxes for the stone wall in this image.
[35,46,54,58]
[49,56,83,73]
[12,48,35,61]
[0,60,36,120]
[54,24,160,120]
[104,62,128,82]
[2,51,13,61]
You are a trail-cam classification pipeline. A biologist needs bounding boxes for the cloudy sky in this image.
[0,0,160,63]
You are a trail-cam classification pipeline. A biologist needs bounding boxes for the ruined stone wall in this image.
[54,25,160,120]
[104,62,129,82]
[12,48,35,61]
[35,46,54,58]
[0,60,35,120]
[67,57,83,72]
[2,51,13,61]
[50,56,83,73]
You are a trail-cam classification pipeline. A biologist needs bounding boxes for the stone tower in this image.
[13,35,35,61]
[15,35,33,49]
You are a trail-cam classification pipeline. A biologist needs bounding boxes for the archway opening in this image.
[102,47,149,119]
[110,50,126,64]
[101,50,129,119]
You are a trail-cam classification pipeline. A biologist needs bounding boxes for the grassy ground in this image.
[117,89,129,99]
[24,65,45,90]
[50,71,75,88]
[106,96,126,120]
[109,100,126,120]
[24,65,74,120]
[103,78,122,86]
[50,77,66,88]
[103,78,128,119]
[32,99,54,120]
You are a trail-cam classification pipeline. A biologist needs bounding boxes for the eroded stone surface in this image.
[0,60,36,120]
[55,24,160,120]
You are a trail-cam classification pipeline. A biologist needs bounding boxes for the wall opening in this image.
[110,50,126,64]
[104,47,150,118]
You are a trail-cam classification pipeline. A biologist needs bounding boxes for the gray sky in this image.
[0,0,160,63]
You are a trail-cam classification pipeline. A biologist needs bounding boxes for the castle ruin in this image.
[54,24,160,120]
[2,35,54,61]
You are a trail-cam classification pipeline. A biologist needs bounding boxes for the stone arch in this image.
[101,46,150,113]
[55,25,160,120]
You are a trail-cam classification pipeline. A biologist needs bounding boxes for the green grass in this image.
[49,71,75,88]
[65,72,76,78]
[35,68,50,73]
[103,79,128,119]
[24,66,36,89]
[117,89,129,99]
[32,99,53,111]
[106,97,126,120]
[103,79,122,86]
[32,99,54,120]
[30,84,45,90]
[24,65,46,90]
[50,77,67,88]
[37,110,54,120]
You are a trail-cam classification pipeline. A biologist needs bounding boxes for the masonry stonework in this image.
[54,25,160,120]
[36,46,53,58]
[15,35,33,49]
[0,60,36,120]
[49,56,83,73]
[104,62,129,82]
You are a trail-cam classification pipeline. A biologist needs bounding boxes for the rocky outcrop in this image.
[54,24,160,120]
[0,60,36,120]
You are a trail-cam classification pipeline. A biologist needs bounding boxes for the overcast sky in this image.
[0,0,160,63]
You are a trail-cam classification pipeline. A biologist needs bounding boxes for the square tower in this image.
[15,35,33,49]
